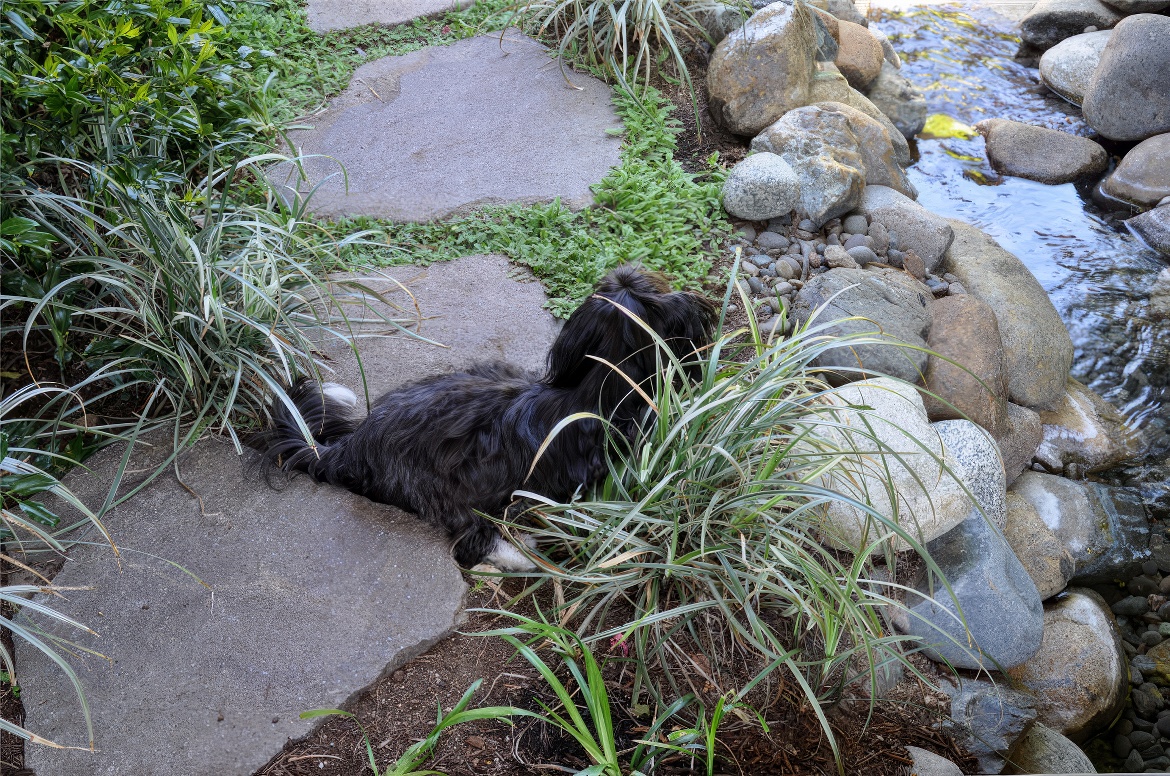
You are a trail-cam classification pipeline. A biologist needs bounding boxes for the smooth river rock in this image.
[865,60,928,139]
[1082,14,1170,142]
[942,221,1073,411]
[1003,492,1075,600]
[722,152,801,220]
[921,294,1010,437]
[806,66,912,167]
[1035,377,1146,474]
[707,1,818,136]
[271,34,621,221]
[1038,30,1112,106]
[998,403,1044,486]
[751,102,915,225]
[815,378,976,553]
[1101,132,1170,208]
[976,118,1108,184]
[834,18,883,91]
[790,267,932,382]
[1007,588,1128,743]
[854,185,954,272]
[1128,204,1170,257]
[1003,722,1100,774]
[945,678,1039,773]
[1019,0,1122,52]
[907,747,964,776]
[1010,471,1151,584]
[906,422,1043,671]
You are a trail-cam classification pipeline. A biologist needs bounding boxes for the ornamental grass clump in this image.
[512,273,949,766]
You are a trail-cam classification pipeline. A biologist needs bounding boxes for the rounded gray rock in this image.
[1102,133,1170,208]
[1039,30,1112,106]
[976,117,1108,184]
[1020,0,1122,52]
[842,214,869,234]
[1082,15,1170,141]
[865,60,928,138]
[722,153,801,221]
[1127,204,1170,257]
[846,245,878,265]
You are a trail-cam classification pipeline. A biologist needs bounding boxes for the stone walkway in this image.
[306,0,466,33]
[18,257,560,775]
[270,33,622,222]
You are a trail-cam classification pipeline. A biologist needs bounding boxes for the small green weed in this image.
[302,679,519,776]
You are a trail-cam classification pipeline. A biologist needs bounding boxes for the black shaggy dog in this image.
[259,266,716,570]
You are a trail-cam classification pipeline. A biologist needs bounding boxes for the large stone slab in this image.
[271,34,621,222]
[306,0,466,33]
[321,254,562,397]
[19,439,468,775]
[18,255,561,774]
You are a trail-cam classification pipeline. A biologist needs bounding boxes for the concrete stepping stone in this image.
[306,0,466,33]
[17,255,559,775]
[270,34,622,222]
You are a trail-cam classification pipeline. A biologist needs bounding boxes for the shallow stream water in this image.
[868,4,1169,506]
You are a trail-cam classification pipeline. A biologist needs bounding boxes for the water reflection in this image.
[871,5,1170,468]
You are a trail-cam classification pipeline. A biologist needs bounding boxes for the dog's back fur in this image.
[257,266,716,569]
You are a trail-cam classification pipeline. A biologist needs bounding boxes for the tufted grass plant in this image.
[505,0,744,109]
[509,266,959,769]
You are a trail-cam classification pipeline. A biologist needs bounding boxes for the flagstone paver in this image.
[18,255,559,775]
[269,33,622,222]
[306,0,466,33]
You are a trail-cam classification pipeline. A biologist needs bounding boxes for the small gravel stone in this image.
[1135,666,1147,685]
[1135,690,1159,719]
[760,266,776,278]
[869,221,890,253]
[1135,717,1157,733]
[1126,749,1146,771]
[903,249,926,280]
[843,214,869,235]
[1116,596,1152,617]
[1158,601,1170,619]
[824,245,859,269]
[737,226,757,243]
[1161,623,1170,637]
[1142,631,1164,647]
[1147,756,1170,770]
[947,282,967,296]
[1117,734,1135,759]
[749,253,772,267]
[1120,719,1137,736]
[843,234,875,251]
[795,229,816,241]
[1130,576,1160,596]
[757,231,790,251]
[748,277,765,295]
[887,229,901,251]
[846,245,879,265]
[1157,716,1170,737]
[1144,561,1160,576]
[886,248,904,268]
[768,215,791,231]
[742,262,760,277]
[926,277,949,296]
[1133,731,1158,748]
[798,218,816,232]
[786,243,801,255]
[827,233,841,246]
[774,281,795,296]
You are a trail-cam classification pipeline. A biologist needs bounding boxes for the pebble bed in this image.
[727,212,964,328]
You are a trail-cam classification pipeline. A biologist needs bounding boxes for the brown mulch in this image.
[258,581,975,776]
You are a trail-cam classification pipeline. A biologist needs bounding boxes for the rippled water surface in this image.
[871,5,1170,482]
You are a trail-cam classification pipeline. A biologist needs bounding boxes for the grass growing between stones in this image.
[333,86,731,317]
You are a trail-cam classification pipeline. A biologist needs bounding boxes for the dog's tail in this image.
[257,378,361,476]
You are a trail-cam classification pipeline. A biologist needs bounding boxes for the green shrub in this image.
[510,275,941,768]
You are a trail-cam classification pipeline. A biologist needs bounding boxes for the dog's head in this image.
[546,265,717,393]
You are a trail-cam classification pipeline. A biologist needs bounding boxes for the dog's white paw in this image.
[485,533,537,573]
[322,382,358,408]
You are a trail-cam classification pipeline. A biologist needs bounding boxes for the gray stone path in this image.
[306,0,466,33]
[17,256,560,775]
[270,34,622,222]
